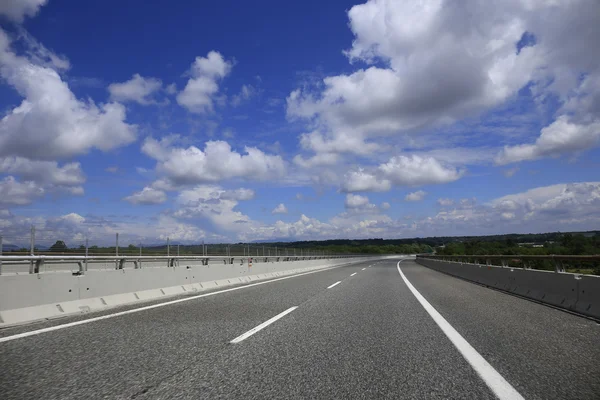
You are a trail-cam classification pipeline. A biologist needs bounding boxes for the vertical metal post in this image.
[0,235,3,275]
[29,226,35,274]
[85,238,89,272]
[139,243,142,257]
[115,232,120,269]
[30,226,35,256]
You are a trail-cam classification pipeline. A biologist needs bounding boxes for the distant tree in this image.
[128,244,137,249]
[49,240,68,251]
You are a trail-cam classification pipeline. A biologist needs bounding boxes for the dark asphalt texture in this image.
[1,259,598,399]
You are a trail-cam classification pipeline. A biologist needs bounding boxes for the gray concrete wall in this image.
[0,257,386,326]
[415,258,600,320]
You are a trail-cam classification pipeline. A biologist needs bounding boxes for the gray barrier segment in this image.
[0,257,388,327]
[415,258,600,320]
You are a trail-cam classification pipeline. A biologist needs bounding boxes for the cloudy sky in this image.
[0,0,599,246]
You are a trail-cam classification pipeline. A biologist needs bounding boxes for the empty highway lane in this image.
[1,259,598,399]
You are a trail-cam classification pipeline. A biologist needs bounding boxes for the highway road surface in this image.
[1,259,599,399]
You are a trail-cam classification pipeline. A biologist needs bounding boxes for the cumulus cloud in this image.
[0,157,85,187]
[437,198,454,207]
[176,51,232,113]
[344,194,369,209]
[381,202,391,210]
[287,0,600,174]
[0,0,47,22]
[0,29,137,161]
[124,187,167,205]
[108,74,163,105]
[0,176,44,206]
[231,84,256,107]
[405,190,426,202]
[379,155,462,186]
[272,203,288,214]
[173,185,255,233]
[496,117,600,164]
[142,136,285,185]
[340,169,391,193]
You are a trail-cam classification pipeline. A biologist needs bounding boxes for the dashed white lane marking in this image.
[230,306,298,344]
[350,272,357,277]
[362,268,366,270]
[396,261,524,400]
[327,281,341,289]
[0,263,352,344]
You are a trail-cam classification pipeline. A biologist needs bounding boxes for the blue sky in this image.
[0,0,599,246]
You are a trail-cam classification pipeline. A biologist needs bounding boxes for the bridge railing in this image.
[417,254,600,274]
[0,254,371,275]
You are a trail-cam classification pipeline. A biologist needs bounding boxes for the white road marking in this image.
[0,263,354,344]
[230,306,298,344]
[327,281,341,289]
[396,261,524,400]
[350,272,357,277]
[362,268,366,270]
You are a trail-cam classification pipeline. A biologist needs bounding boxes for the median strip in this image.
[230,306,298,344]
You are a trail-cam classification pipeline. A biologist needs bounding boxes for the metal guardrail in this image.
[0,254,370,275]
[417,254,600,273]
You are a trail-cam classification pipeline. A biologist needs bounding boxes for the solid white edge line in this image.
[230,306,298,343]
[327,281,341,289]
[350,272,357,277]
[396,261,524,400]
[0,263,353,344]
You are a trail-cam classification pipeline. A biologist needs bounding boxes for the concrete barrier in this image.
[0,257,386,327]
[416,258,600,320]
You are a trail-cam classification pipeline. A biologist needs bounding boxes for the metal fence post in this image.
[85,238,89,272]
[29,226,35,274]
[115,233,119,269]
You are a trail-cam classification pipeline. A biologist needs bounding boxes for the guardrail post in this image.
[553,258,564,273]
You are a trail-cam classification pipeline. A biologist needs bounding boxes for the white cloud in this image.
[293,153,340,168]
[108,74,163,105]
[272,203,288,214]
[142,137,285,185]
[381,202,391,210]
[0,0,47,22]
[437,198,454,207]
[340,169,391,193]
[344,193,370,209]
[379,155,462,186]
[286,0,600,176]
[496,117,600,164]
[405,190,426,202]
[0,29,137,161]
[174,185,254,233]
[0,157,85,187]
[105,166,119,173]
[0,176,44,206]
[231,84,256,107]
[503,167,519,178]
[165,83,177,95]
[124,187,167,205]
[176,51,232,114]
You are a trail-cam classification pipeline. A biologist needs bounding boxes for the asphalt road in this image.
[1,259,598,399]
